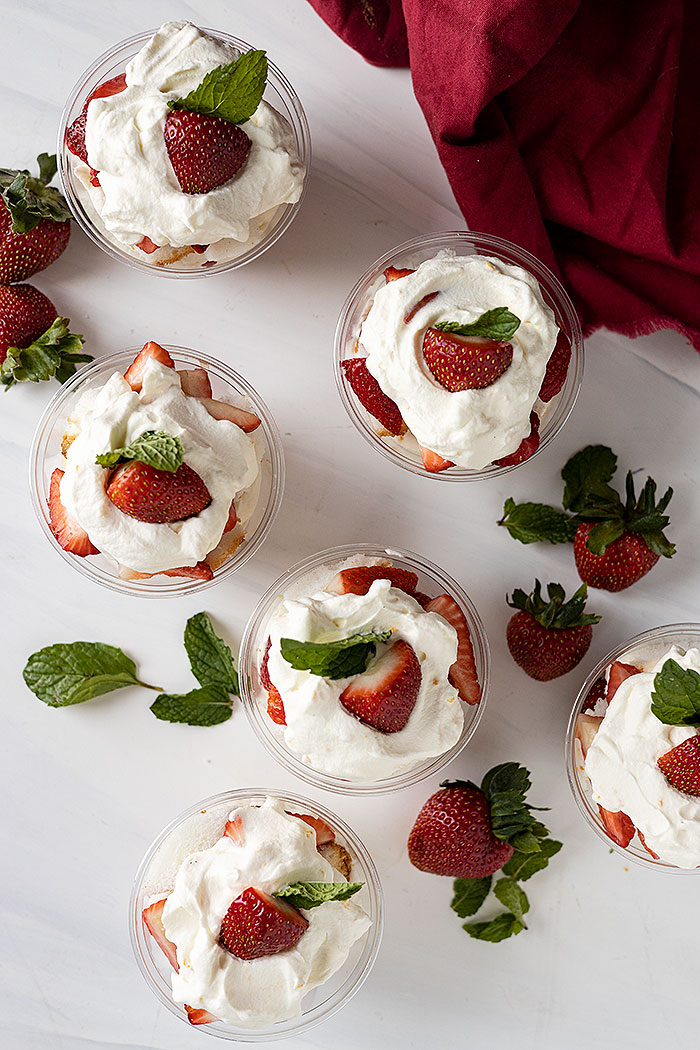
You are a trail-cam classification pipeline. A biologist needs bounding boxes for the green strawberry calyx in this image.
[506,580,601,630]
[0,153,71,234]
[0,317,92,390]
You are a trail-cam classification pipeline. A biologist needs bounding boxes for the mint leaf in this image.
[650,659,700,726]
[464,912,524,942]
[493,878,530,926]
[23,642,157,707]
[184,612,238,695]
[502,838,562,881]
[95,431,183,472]
[150,685,233,726]
[451,877,492,918]
[434,307,520,341]
[0,317,91,390]
[498,499,576,545]
[280,630,392,680]
[168,49,267,125]
[0,158,71,233]
[275,881,363,910]
[509,830,542,854]
[561,445,619,514]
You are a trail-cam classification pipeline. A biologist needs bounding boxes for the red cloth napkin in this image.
[307,0,700,351]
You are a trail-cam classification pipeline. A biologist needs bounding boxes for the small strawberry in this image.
[597,806,636,848]
[48,468,98,557]
[218,887,308,960]
[340,357,406,436]
[143,898,179,971]
[65,74,128,182]
[123,341,175,391]
[538,330,572,402]
[0,153,71,283]
[422,328,513,391]
[574,519,663,593]
[164,110,251,195]
[493,412,540,467]
[657,736,700,797]
[339,638,421,733]
[423,593,481,704]
[419,444,454,473]
[506,579,600,682]
[106,461,212,524]
[605,661,641,703]
[0,284,90,389]
[267,685,286,725]
[327,564,419,597]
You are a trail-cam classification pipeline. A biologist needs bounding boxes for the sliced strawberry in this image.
[327,565,419,597]
[124,341,175,391]
[48,468,98,557]
[598,805,636,848]
[606,661,641,703]
[413,591,432,608]
[384,266,414,282]
[143,898,179,972]
[404,292,438,324]
[419,445,454,473]
[637,830,660,859]
[260,637,273,690]
[177,368,212,398]
[493,412,540,467]
[224,499,237,533]
[423,593,481,705]
[657,736,700,796]
[224,815,245,845]
[198,396,261,432]
[539,330,572,403]
[267,686,286,725]
[574,713,603,758]
[135,236,159,254]
[185,1006,217,1025]
[106,461,211,524]
[339,638,421,733]
[340,357,406,436]
[65,73,127,164]
[422,328,513,392]
[582,674,607,711]
[218,887,308,960]
[164,110,251,195]
[289,813,335,845]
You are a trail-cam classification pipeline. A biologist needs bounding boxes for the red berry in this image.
[657,736,700,797]
[418,444,454,473]
[65,73,127,166]
[48,468,98,557]
[339,639,421,733]
[539,330,572,402]
[422,328,513,392]
[605,661,641,703]
[597,806,636,848]
[408,783,514,878]
[574,523,659,592]
[164,110,251,195]
[423,593,481,704]
[0,208,70,285]
[327,565,419,597]
[106,461,212,524]
[218,887,308,960]
[340,357,405,436]
[267,685,286,725]
[123,341,175,391]
[493,412,540,467]
[0,284,57,362]
[143,898,179,971]
[507,611,592,682]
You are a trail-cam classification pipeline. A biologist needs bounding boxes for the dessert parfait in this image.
[60,21,308,273]
[335,231,582,478]
[30,342,283,594]
[240,545,489,792]
[132,792,382,1035]
[569,625,700,871]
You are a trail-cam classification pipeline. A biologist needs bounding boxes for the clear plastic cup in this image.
[57,27,311,278]
[239,543,490,794]
[129,788,383,1040]
[334,230,583,480]
[29,346,284,597]
[566,623,700,873]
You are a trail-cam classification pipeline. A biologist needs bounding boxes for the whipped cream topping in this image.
[265,571,463,780]
[358,253,559,468]
[60,360,259,572]
[585,645,700,868]
[74,21,304,263]
[161,798,371,1027]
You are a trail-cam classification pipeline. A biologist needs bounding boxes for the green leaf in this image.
[451,877,492,918]
[0,317,91,390]
[498,499,577,545]
[23,642,156,707]
[275,881,363,910]
[502,838,563,881]
[95,430,184,472]
[506,579,601,630]
[184,612,238,695]
[493,878,530,925]
[168,49,268,126]
[464,912,524,942]
[561,445,620,513]
[0,158,71,233]
[650,659,700,727]
[279,630,392,680]
[584,518,626,555]
[36,152,58,184]
[434,307,521,341]
[510,830,542,854]
[150,685,233,726]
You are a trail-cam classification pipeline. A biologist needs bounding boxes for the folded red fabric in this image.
[308,0,700,351]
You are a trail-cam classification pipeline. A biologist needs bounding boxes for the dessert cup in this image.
[239,543,490,794]
[130,788,383,1040]
[29,347,284,597]
[334,230,583,480]
[57,27,310,278]
[566,623,700,873]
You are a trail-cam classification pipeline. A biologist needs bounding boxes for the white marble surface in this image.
[2,2,700,1048]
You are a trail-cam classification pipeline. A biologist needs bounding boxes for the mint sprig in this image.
[0,317,91,390]
[184,611,238,695]
[96,431,184,473]
[22,642,159,707]
[280,630,392,680]
[498,498,578,545]
[0,153,71,233]
[435,307,520,341]
[275,881,363,910]
[168,49,267,126]
[150,685,233,726]
[650,659,700,727]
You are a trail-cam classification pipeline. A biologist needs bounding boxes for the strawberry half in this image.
[493,412,540,467]
[506,580,600,682]
[419,445,454,473]
[340,357,406,436]
[597,806,636,848]
[48,468,98,557]
[106,461,211,524]
[339,638,421,733]
[327,565,419,597]
[143,898,179,971]
[124,341,175,391]
[606,661,641,703]
[422,328,513,392]
[164,110,251,195]
[538,330,572,403]
[423,593,481,704]
[218,887,308,960]
[657,736,700,796]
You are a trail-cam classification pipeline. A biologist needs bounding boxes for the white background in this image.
[2,2,700,1048]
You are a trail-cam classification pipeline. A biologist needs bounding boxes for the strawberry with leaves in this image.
[0,153,71,283]
[0,284,90,390]
[506,580,600,681]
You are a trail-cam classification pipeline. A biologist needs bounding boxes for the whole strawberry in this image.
[506,579,600,681]
[0,284,90,389]
[0,154,71,283]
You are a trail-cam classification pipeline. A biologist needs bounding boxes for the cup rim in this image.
[28,346,285,597]
[565,622,700,874]
[238,542,491,794]
[129,787,384,1040]
[57,25,311,279]
[333,229,584,481]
